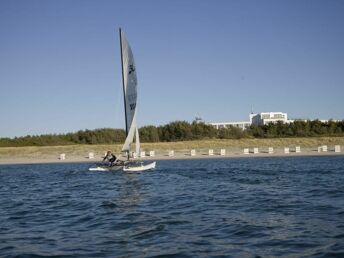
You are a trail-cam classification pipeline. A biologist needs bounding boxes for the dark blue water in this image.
[1,156,344,258]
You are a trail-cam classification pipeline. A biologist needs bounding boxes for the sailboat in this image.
[89,28,156,172]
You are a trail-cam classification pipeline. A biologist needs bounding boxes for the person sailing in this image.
[102,151,118,166]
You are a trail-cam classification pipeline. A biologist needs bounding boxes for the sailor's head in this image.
[107,150,111,154]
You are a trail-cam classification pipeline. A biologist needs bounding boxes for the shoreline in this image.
[0,147,343,165]
[1,138,343,165]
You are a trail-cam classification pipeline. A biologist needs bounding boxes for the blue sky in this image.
[0,0,343,137]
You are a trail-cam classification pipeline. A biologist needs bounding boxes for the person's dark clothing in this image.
[103,153,117,165]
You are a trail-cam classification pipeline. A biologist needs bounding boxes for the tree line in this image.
[1,120,343,147]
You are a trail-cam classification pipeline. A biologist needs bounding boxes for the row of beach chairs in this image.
[58,145,341,160]
[183,145,341,156]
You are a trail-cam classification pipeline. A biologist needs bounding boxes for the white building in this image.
[210,112,291,130]
[209,112,340,130]
[211,121,251,130]
[250,112,289,125]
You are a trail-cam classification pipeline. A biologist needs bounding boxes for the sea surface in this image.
[0,156,344,258]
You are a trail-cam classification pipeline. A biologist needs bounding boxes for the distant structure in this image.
[194,116,203,124]
[250,112,289,125]
[209,111,340,130]
[210,112,290,130]
[210,120,251,130]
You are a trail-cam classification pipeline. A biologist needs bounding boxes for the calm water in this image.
[0,156,344,258]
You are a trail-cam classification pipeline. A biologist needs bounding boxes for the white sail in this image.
[122,110,137,152]
[135,127,140,155]
[120,29,139,153]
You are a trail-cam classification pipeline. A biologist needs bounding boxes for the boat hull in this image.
[89,165,123,171]
[123,161,156,172]
[89,161,156,172]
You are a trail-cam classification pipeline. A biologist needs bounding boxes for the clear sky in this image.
[0,0,343,138]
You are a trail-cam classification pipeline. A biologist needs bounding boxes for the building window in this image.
[273,114,284,119]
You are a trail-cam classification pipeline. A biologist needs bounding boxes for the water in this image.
[1,156,344,258]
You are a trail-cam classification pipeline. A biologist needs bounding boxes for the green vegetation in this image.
[248,120,344,138]
[0,129,126,147]
[1,120,344,147]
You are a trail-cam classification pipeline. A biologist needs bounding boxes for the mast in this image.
[119,28,128,136]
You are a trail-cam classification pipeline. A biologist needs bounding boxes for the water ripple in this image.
[0,156,344,257]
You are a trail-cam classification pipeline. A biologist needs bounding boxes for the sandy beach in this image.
[0,141,343,165]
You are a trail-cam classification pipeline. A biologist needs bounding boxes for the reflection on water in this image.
[116,174,144,208]
[0,156,344,257]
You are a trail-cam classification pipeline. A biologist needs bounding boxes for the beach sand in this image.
[0,145,342,165]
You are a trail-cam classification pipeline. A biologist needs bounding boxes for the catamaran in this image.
[89,29,156,172]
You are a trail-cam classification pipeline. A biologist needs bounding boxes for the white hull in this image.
[89,161,156,172]
[89,165,123,172]
[123,161,156,172]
